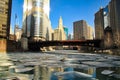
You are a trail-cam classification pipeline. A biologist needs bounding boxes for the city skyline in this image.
[11,0,110,34]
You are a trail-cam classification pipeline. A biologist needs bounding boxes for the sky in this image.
[11,0,110,34]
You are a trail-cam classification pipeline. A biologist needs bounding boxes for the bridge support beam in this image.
[28,40,102,52]
[21,37,28,51]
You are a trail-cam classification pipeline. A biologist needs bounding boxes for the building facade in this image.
[53,17,66,41]
[103,5,110,29]
[14,25,22,41]
[0,0,12,39]
[68,34,73,40]
[73,20,88,40]
[22,0,52,41]
[87,26,93,40]
[94,8,104,39]
[109,0,120,47]
[63,27,68,40]
[94,0,120,48]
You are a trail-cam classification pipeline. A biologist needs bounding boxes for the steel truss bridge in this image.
[28,39,102,51]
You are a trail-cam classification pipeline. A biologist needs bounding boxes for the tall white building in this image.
[14,25,22,41]
[54,17,66,41]
[22,0,52,41]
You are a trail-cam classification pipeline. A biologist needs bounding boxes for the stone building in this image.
[0,0,12,52]
[0,0,12,39]
[109,0,120,47]
[94,8,104,40]
[104,26,114,48]
[14,25,22,41]
[74,20,92,40]
[94,0,120,48]
[53,17,66,41]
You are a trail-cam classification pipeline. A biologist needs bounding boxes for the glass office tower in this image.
[22,0,52,41]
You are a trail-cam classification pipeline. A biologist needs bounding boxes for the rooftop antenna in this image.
[17,17,20,27]
[15,14,17,25]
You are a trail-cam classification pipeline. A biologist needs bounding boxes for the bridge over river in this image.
[28,39,102,51]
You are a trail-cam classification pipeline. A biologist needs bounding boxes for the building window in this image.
[2,24,6,27]
[33,1,43,7]
[2,27,6,30]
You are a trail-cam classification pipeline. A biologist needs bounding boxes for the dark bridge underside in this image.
[28,39,102,51]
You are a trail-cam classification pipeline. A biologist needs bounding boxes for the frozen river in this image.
[0,50,120,80]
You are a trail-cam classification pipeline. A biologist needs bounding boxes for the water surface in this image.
[0,50,120,80]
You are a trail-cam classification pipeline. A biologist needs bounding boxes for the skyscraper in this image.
[94,0,120,47]
[63,27,68,40]
[0,0,12,52]
[0,0,12,39]
[22,0,52,41]
[68,34,73,40]
[54,17,66,41]
[94,8,104,39]
[14,25,22,41]
[109,0,120,47]
[103,5,110,29]
[73,20,88,40]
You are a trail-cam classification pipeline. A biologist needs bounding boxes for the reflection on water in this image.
[34,66,95,80]
[96,67,120,80]
[0,51,120,80]
[33,66,120,80]
[34,65,52,80]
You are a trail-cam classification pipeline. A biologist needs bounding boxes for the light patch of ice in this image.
[15,67,33,73]
[55,71,92,78]
[82,61,114,67]
[101,70,114,75]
